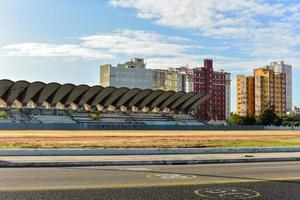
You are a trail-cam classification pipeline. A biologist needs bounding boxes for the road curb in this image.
[1,157,300,168]
[1,147,300,156]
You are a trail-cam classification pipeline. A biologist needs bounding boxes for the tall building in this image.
[236,75,255,117]
[192,59,231,120]
[237,68,286,117]
[185,69,195,93]
[100,58,154,90]
[172,66,194,93]
[153,69,184,92]
[101,58,184,91]
[267,61,292,112]
[225,73,231,119]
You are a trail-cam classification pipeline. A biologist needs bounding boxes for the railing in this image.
[0,123,265,130]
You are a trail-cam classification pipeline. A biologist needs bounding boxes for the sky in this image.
[0,0,300,112]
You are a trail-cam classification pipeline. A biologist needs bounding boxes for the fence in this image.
[264,126,300,130]
[0,122,265,130]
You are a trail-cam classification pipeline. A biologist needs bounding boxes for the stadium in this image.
[0,79,212,130]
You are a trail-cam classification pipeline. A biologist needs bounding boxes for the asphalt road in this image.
[0,161,300,199]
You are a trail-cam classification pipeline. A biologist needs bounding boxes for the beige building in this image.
[237,68,286,117]
[153,68,184,92]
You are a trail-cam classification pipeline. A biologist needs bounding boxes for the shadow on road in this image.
[64,165,300,185]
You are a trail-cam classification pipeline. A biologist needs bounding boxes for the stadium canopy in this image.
[0,79,211,113]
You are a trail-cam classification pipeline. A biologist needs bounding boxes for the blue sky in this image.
[0,0,300,111]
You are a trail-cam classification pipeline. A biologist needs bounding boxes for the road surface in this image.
[0,161,300,199]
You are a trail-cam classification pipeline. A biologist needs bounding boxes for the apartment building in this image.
[267,61,292,112]
[237,68,286,117]
[192,59,231,120]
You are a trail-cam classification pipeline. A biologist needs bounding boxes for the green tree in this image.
[242,115,257,125]
[282,114,300,126]
[258,107,283,126]
[227,113,243,125]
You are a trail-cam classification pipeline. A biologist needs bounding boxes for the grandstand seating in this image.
[32,115,75,124]
[0,108,204,126]
[174,114,205,125]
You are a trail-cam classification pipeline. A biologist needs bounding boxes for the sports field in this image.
[0,130,300,149]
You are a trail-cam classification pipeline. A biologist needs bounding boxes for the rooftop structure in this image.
[117,58,146,69]
[0,79,211,114]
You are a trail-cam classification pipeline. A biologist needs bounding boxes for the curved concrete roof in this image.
[37,83,61,105]
[127,89,152,108]
[50,84,75,105]
[104,87,129,107]
[190,94,212,110]
[0,79,14,99]
[160,92,185,109]
[0,79,211,113]
[6,81,30,105]
[65,85,90,105]
[22,82,46,105]
[78,86,103,106]
[91,87,116,106]
[179,93,204,111]
[171,92,196,110]
[150,91,175,109]
[116,88,141,107]
[139,90,164,108]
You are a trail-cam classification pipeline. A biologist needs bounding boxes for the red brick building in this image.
[192,59,231,121]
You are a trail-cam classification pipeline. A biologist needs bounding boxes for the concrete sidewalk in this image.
[1,152,300,167]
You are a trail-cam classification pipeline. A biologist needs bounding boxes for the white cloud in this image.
[2,30,197,60]
[2,28,300,73]
[110,0,300,61]
[109,0,297,37]
[3,43,115,60]
[81,29,195,57]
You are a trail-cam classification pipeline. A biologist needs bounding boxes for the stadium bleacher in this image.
[32,115,75,124]
[0,108,204,126]
[0,80,209,129]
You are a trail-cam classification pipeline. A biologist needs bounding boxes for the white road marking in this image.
[118,167,156,171]
[195,187,261,199]
[146,174,197,179]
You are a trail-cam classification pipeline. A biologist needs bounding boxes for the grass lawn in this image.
[0,130,300,149]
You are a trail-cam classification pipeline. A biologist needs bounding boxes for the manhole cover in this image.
[194,187,260,199]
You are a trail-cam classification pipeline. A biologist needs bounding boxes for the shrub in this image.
[0,111,9,119]
[90,113,100,121]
